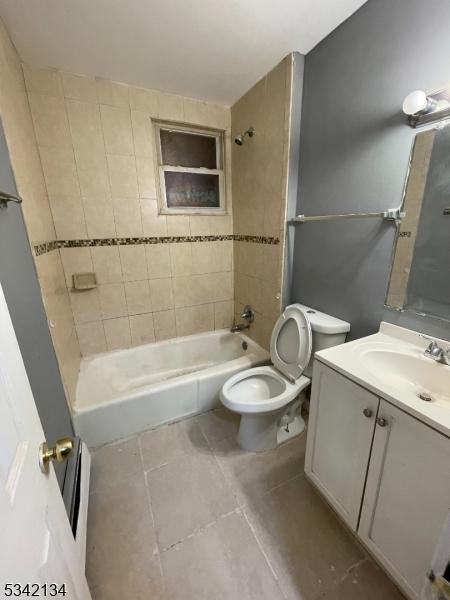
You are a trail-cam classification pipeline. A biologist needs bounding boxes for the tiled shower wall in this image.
[232,56,293,349]
[24,65,234,356]
[0,20,80,405]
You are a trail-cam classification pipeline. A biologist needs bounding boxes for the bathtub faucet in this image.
[230,305,255,333]
[230,323,250,332]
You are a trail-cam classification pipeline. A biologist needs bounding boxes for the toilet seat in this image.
[221,366,310,414]
[220,305,312,415]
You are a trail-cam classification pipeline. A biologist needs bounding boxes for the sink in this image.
[358,347,450,406]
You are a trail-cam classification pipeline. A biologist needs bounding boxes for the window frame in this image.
[153,120,226,216]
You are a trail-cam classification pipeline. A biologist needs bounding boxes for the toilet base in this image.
[277,414,305,445]
[236,399,306,452]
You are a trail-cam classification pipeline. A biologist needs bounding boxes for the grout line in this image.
[139,436,167,595]
[159,507,241,554]
[242,508,289,600]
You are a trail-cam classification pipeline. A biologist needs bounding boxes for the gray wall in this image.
[292,0,450,341]
[0,121,73,487]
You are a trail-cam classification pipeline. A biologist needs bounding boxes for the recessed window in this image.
[154,122,226,215]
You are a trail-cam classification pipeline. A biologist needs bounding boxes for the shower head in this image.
[234,126,254,146]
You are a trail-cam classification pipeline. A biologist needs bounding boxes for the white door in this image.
[359,399,450,600]
[0,284,91,599]
[305,361,379,530]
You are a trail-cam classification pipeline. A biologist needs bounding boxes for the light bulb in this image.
[402,90,436,116]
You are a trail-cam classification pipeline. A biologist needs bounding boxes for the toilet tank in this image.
[297,304,351,377]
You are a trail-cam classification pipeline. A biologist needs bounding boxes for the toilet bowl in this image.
[220,303,350,451]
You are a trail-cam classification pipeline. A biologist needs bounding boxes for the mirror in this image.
[386,123,450,321]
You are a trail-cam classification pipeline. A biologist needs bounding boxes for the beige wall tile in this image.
[189,216,210,236]
[183,98,209,125]
[49,194,87,239]
[1,92,36,144]
[76,153,110,198]
[149,278,174,311]
[23,64,62,96]
[157,93,184,121]
[170,243,192,277]
[207,104,231,130]
[129,86,159,114]
[104,316,131,351]
[83,196,116,238]
[153,309,176,341]
[129,313,155,346]
[125,280,151,315]
[28,92,71,148]
[167,215,190,236]
[145,244,171,279]
[113,197,142,237]
[191,242,214,275]
[175,304,214,337]
[172,275,192,308]
[62,72,97,103]
[141,199,167,236]
[214,240,233,272]
[39,145,80,198]
[214,300,234,329]
[60,247,93,288]
[136,155,157,198]
[119,244,148,281]
[96,79,129,108]
[131,110,154,157]
[70,288,101,324]
[66,99,104,158]
[91,246,122,284]
[107,154,139,198]
[209,215,232,235]
[99,283,127,319]
[100,105,134,156]
[76,321,106,355]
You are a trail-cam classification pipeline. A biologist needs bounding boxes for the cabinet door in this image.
[305,361,379,530]
[359,400,450,600]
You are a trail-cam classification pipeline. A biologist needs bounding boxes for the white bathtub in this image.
[73,329,269,447]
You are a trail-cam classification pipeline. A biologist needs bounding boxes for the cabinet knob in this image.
[376,417,388,428]
[363,408,373,418]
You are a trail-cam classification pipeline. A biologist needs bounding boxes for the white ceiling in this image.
[0,0,366,106]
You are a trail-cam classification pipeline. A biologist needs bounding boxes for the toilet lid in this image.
[270,304,312,381]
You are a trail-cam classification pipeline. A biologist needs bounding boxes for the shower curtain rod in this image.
[289,207,404,224]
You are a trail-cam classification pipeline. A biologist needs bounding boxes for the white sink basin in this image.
[359,347,450,406]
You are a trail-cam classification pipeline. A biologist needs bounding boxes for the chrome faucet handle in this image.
[240,305,255,323]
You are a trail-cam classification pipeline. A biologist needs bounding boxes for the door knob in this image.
[376,417,388,428]
[363,408,373,418]
[39,437,74,473]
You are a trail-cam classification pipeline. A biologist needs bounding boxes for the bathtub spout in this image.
[230,323,250,332]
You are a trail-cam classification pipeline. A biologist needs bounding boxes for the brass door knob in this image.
[39,437,74,473]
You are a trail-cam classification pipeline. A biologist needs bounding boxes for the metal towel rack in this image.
[290,207,405,224]
[0,191,23,207]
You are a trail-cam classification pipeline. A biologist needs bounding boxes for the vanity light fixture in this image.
[403,86,450,127]
[402,90,437,117]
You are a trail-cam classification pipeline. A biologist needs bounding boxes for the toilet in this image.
[220,303,350,451]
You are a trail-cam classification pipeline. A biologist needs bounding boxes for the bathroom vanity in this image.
[305,322,450,600]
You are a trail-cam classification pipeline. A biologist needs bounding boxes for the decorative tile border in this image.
[33,240,59,256]
[33,234,279,256]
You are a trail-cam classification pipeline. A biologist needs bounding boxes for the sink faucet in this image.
[422,337,450,365]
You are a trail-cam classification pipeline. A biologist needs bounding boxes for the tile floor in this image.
[86,408,405,600]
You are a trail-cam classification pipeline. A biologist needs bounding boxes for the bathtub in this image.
[73,329,269,447]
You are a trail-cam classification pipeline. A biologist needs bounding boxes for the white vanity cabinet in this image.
[305,361,450,600]
[305,361,379,530]
[359,399,450,599]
